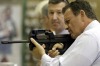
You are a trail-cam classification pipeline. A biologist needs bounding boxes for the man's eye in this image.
[49,12,54,15]
[57,12,62,14]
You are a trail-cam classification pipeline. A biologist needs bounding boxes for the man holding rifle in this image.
[31,0,100,66]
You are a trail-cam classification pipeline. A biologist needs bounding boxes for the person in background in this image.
[43,0,73,58]
[32,0,72,58]
[41,4,51,31]
[31,0,100,66]
[31,0,74,66]
[0,6,17,62]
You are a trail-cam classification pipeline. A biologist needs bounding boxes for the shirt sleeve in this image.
[41,34,99,66]
[41,54,60,66]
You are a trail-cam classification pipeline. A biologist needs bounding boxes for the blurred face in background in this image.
[42,15,50,30]
[48,2,66,32]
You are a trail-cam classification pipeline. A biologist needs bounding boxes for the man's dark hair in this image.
[49,0,69,4]
[62,1,97,20]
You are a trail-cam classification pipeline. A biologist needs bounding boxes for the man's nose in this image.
[53,13,57,20]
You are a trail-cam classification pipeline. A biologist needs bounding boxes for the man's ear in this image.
[80,10,85,17]
[80,10,86,22]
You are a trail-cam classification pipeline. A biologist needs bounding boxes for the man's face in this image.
[48,2,66,31]
[64,8,85,39]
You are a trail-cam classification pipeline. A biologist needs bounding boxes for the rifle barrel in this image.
[1,40,29,44]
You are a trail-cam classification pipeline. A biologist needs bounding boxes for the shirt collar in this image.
[84,20,100,32]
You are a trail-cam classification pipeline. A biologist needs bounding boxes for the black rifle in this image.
[1,30,74,54]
